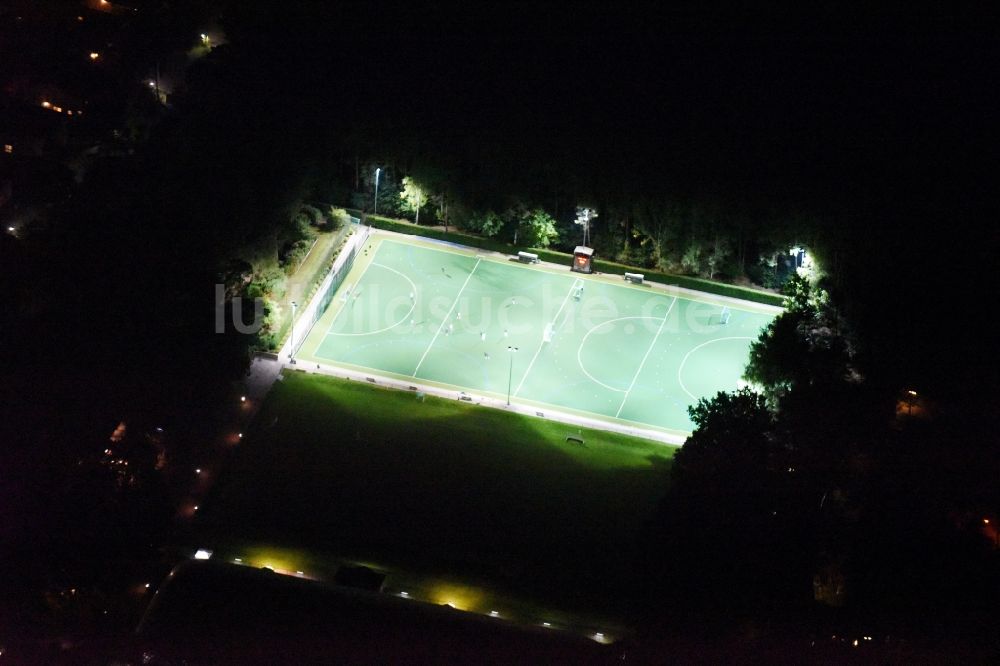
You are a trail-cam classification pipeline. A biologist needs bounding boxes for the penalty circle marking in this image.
[676,336,754,401]
[327,263,417,337]
[577,316,662,393]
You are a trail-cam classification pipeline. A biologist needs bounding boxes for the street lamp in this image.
[289,301,298,364]
[373,167,381,216]
[506,346,519,406]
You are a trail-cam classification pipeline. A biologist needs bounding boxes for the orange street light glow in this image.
[41,101,51,108]
[89,52,100,60]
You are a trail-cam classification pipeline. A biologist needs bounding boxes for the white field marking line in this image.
[412,257,482,377]
[304,357,690,442]
[676,336,754,401]
[615,297,677,418]
[512,278,582,398]
[379,237,776,315]
[576,316,663,393]
[325,263,417,337]
[320,247,380,339]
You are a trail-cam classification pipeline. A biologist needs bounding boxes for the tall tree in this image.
[399,176,429,225]
[518,209,559,248]
[744,274,858,405]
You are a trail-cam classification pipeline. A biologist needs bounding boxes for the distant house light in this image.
[41,101,51,108]
[90,52,100,60]
[3,144,11,154]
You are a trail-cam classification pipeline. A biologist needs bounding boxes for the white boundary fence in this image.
[282,218,370,361]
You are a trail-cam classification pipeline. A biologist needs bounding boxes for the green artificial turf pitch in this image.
[299,235,777,435]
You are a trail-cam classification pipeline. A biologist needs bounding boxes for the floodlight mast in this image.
[373,167,381,216]
[575,207,597,247]
[506,346,519,406]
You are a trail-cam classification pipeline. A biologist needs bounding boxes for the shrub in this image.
[299,204,325,227]
[328,206,351,230]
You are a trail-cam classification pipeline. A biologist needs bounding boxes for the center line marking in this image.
[412,258,481,377]
[513,278,582,399]
[615,297,676,418]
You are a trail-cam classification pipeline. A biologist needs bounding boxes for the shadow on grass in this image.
[190,372,674,615]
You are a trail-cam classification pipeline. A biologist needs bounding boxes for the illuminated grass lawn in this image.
[195,371,673,614]
[298,235,777,436]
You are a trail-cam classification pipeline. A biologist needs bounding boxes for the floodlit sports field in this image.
[298,234,778,435]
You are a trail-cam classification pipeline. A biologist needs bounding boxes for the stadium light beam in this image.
[506,346,519,406]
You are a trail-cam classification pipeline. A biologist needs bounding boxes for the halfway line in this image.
[412,258,482,377]
[513,278,582,398]
[615,296,676,418]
